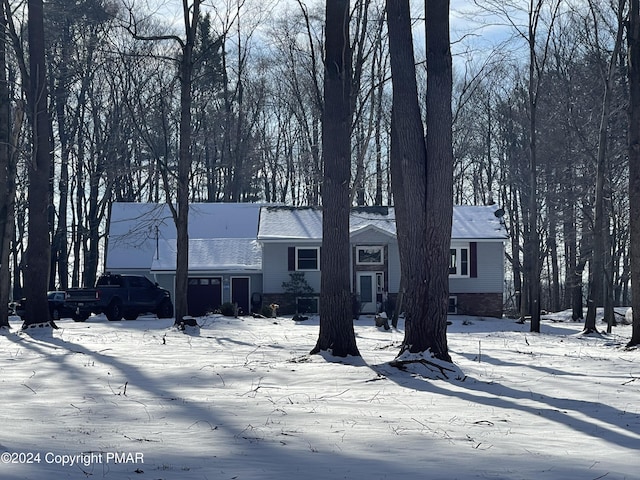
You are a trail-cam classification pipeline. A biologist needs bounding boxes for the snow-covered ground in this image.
[1,310,638,480]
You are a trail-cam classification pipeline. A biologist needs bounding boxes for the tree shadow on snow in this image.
[0,329,482,479]
[371,359,638,450]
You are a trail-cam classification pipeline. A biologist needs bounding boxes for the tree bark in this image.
[311,0,359,357]
[386,0,452,363]
[173,0,200,324]
[23,0,53,327]
[527,4,541,333]
[0,1,11,328]
[420,0,454,359]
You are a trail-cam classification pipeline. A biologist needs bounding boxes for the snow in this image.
[257,206,325,240]
[1,311,638,480]
[151,238,262,272]
[104,203,506,274]
[451,205,508,240]
[257,205,507,241]
[106,203,263,271]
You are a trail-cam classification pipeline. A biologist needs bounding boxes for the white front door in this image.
[357,272,383,314]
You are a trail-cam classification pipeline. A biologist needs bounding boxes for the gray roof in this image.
[258,205,507,241]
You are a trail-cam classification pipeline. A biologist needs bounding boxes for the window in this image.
[129,276,153,288]
[356,246,384,265]
[448,296,458,314]
[296,247,319,270]
[450,245,470,277]
[297,296,319,314]
[188,278,221,286]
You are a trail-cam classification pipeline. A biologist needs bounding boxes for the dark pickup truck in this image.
[64,273,174,322]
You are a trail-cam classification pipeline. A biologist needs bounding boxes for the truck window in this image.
[97,276,123,287]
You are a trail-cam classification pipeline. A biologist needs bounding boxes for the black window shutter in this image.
[470,242,478,278]
[288,247,296,271]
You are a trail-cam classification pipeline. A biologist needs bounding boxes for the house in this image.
[104,202,507,318]
[257,205,507,317]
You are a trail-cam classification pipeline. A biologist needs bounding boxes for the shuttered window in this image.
[289,246,320,271]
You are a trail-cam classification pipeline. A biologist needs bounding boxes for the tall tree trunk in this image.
[421,0,454,360]
[51,19,72,291]
[386,0,427,351]
[546,163,561,313]
[0,2,11,328]
[172,0,200,324]
[84,171,102,287]
[527,12,541,332]
[627,0,640,347]
[526,0,561,332]
[23,0,53,327]
[562,162,583,319]
[373,16,385,206]
[311,0,359,357]
[387,0,453,367]
[585,0,625,334]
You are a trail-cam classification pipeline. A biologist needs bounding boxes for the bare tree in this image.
[45,0,112,290]
[22,0,53,327]
[311,0,360,357]
[473,0,560,331]
[0,0,12,329]
[583,0,627,334]
[126,0,202,324]
[525,0,561,332]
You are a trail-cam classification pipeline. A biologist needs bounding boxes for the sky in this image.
[1,308,638,479]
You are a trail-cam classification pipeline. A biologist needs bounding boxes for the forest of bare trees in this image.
[0,0,638,343]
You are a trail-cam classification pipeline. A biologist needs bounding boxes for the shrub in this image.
[220,302,237,317]
[282,272,313,295]
[261,304,275,318]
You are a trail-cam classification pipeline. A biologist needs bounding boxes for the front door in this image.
[231,277,250,315]
[357,272,383,314]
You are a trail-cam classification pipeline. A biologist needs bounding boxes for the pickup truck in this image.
[64,273,174,322]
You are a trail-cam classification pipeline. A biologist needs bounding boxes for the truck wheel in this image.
[106,301,123,322]
[51,308,61,321]
[156,299,174,319]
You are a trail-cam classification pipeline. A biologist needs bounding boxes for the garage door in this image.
[188,277,222,317]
